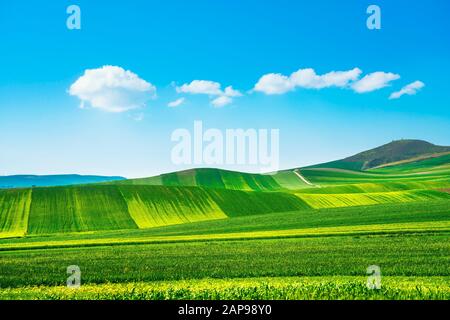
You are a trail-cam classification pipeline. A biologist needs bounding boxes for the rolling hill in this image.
[0,139,449,300]
[0,174,125,189]
[1,139,449,239]
[305,139,450,171]
[0,184,310,237]
[115,168,310,191]
[112,139,450,191]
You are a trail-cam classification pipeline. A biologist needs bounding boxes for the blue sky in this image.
[0,0,449,177]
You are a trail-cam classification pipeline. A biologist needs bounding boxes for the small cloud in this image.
[211,95,232,108]
[69,65,156,113]
[253,68,362,95]
[254,73,293,95]
[176,80,222,95]
[351,72,400,93]
[389,81,425,100]
[176,80,242,107]
[224,86,242,97]
[168,97,185,108]
[291,68,362,89]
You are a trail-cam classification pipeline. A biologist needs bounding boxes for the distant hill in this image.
[114,168,310,191]
[0,174,125,189]
[307,140,450,171]
[1,139,449,238]
[112,140,450,190]
[4,139,447,190]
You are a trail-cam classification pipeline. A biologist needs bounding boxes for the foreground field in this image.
[0,230,449,299]
[1,277,449,300]
[0,200,449,299]
[1,232,449,287]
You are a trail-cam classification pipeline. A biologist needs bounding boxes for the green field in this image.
[0,145,449,300]
[114,168,309,191]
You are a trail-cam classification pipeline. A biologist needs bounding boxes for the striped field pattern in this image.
[295,190,450,209]
[0,185,314,237]
[115,168,311,191]
[120,185,226,228]
[0,189,31,237]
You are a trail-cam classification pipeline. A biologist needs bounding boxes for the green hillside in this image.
[116,168,310,191]
[305,139,450,171]
[28,186,138,234]
[299,163,450,186]
[1,166,448,238]
[0,184,314,237]
[111,140,450,192]
[295,190,449,209]
[369,153,450,173]
[0,189,31,238]
[119,186,226,228]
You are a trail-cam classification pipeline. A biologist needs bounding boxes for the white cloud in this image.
[224,86,243,97]
[389,81,425,100]
[253,68,362,94]
[69,65,156,113]
[291,68,362,89]
[176,80,222,95]
[351,72,400,93]
[253,73,294,95]
[211,95,233,107]
[168,97,185,107]
[176,80,242,107]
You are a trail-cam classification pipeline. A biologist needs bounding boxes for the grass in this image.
[1,220,449,252]
[370,154,450,174]
[295,190,450,209]
[1,200,448,248]
[0,189,31,237]
[300,167,450,186]
[2,276,449,300]
[115,168,302,191]
[271,171,312,189]
[0,233,449,290]
[28,186,137,234]
[0,199,448,249]
[207,188,310,217]
[0,185,314,237]
[119,185,226,228]
[305,160,365,171]
[295,179,450,194]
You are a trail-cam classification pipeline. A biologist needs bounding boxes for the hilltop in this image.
[306,140,450,171]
